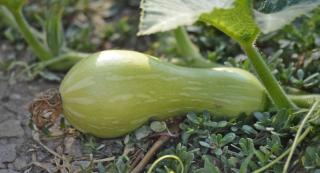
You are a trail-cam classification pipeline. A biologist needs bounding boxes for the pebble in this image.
[10,94,21,100]
[0,119,24,137]
[71,161,90,172]
[7,163,14,170]
[0,144,16,163]
[13,157,28,171]
[0,108,12,122]
[64,136,82,157]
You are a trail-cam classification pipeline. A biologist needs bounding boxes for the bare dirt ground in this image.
[0,73,58,173]
[0,43,99,173]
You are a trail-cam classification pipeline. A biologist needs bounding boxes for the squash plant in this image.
[2,0,320,172]
[1,0,319,127]
[1,0,319,108]
[138,0,320,110]
[2,0,320,134]
[137,0,320,172]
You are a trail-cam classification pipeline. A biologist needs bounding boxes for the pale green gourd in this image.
[60,50,268,138]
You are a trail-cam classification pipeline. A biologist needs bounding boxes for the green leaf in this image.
[220,133,236,146]
[211,134,223,146]
[150,121,167,132]
[254,150,266,163]
[214,148,223,156]
[115,156,130,173]
[134,125,152,140]
[302,146,320,170]
[199,0,260,44]
[254,0,320,33]
[199,141,212,148]
[97,162,106,173]
[217,121,228,128]
[138,0,234,35]
[175,144,194,173]
[267,134,282,153]
[239,138,255,156]
[0,0,26,11]
[195,155,221,173]
[242,125,258,135]
[0,6,18,29]
[186,112,199,124]
[239,154,253,173]
[204,121,218,128]
[45,1,65,55]
[39,71,61,82]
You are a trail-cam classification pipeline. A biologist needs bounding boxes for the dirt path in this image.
[0,74,58,173]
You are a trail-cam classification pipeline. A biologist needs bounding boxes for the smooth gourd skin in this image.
[60,50,268,138]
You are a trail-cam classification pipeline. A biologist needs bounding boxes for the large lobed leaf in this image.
[255,0,320,34]
[200,0,259,44]
[138,0,320,42]
[137,0,234,35]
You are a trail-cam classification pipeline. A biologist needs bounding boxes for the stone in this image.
[8,138,24,147]
[10,94,21,100]
[13,157,28,171]
[71,161,90,172]
[0,169,19,173]
[0,119,24,137]
[0,144,16,163]
[0,108,12,122]
[64,136,82,157]
[7,163,14,169]
[0,139,8,145]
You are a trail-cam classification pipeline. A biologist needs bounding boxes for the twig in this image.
[148,129,179,138]
[35,140,64,160]
[282,101,319,173]
[131,135,170,173]
[131,125,180,173]
[32,161,56,172]
[93,156,115,163]
[130,149,145,169]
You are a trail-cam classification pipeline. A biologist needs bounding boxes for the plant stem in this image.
[0,6,18,29]
[289,94,320,108]
[282,101,319,173]
[44,52,91,71]
[10,8,51,61]
[253,126,312,173]
[0,6,46,42]
[174,27,218,68]
[241,44,296,109]
[147,155,184,173]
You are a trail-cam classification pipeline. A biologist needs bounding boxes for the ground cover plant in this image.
[0,0,320,172]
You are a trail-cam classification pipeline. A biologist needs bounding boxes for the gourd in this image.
[60,50,268,138]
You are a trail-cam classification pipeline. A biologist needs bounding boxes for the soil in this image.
[0,41,101,172]
[0,73,57,172]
